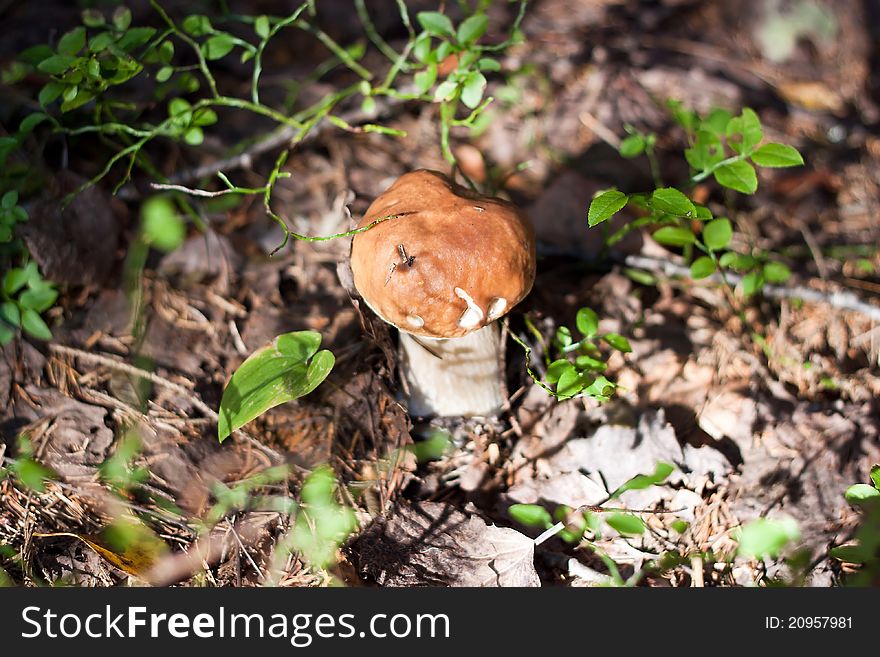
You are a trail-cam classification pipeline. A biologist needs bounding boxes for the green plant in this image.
[511,306,631,402]
[0,194,58,345]
[589,104,803,299]
[830,465,880,585]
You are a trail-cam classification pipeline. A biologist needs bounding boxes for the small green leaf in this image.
[0,302,21,328]
[217,331,335,442]
[671,519,689,533]
[703,108,733,136]
[37,54,78,75]
[414,63,437,95]
[113,7,132,31]
[12,458,53,492]
[457,13,488,44]
[588,190,627,227]
[740,270,764,297]
[156,66,173,82]
[3,269,28,296]
[829,544,869,564]
[609,462,675,499]
[556,366,584,399]
[574,355,606,371]
[727,108,763,153]
[736,517,800,559]
[417,11,455,38]
[763,261,791,283]
[545,359,574,384]
[649,187,695,217]
[652,226,696,247]
[583,375,614,399]
[605,513,645,535]
[182,15,213,37]
[18,286,57,313]
[57,27,86,56]
[21,309,52,341]
[82,9,105,27]
[478,57,501,72]
[508,504,553,529]
[1,190,17,209]
[412,33,432,62]
[433,79,458,103]
[702,217,733,251]
[254,15,271,39]
[202,34,235,60]
[690,256,716,279]
[871,464,880,490]
[575,307,599,337]
[714,160,758,194]
[141,195,184,252]
[460,71,486,109]
[845,484,879,504]
[602,333,632,353]
[183,126,204,145]
[751,143,804,168]
[619,134,645,158]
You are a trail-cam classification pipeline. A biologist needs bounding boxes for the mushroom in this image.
[350,169,536,417]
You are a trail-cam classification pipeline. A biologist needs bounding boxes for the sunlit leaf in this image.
[218,331,335,442]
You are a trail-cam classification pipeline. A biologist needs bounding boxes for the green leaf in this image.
[694,205,713,221]
[460,71,487,109]
[82,9,105,28]
[652,226,696,247]
[38,81,65,106]
[217,331,335,442]
[703,108,732,136]
[37,54,78,75]
[605,513,645,535]
[508,504,553,529]
[751,143,804,168]
[702,217,732,251]
[478,57,501,72]
[556,366,584,399]
[583,375,614,399]
[433,79,457,103]
[412,33,432,62]
[649,187,695,217]
[12,458,53,492]
[587,190,627,227]
[88,32,115,53]
[255,15,271,39]
[18,286,57,313]
[829,544,869,564]
[575,307,599,337]
[141,195,184,252]
[871,464,880,491]
[690,256,716,279]
[113,7,132,31]
[740,270,764,297]
[202,34,235,60]
[182,15,213,37]
[714,160,758,194]
[845,484,879,504]
[457,13,488,44]
[417,11,455,38]
[545,359,573,384]
[727,108,763,153]
[4,268,28,296]
[156,66,173,83]
[609,462,675,499]
[117,27,156,52]
[602,333,632,353]
[574,355,606,371]
[21,309,52,341]
[0,302,21,328]
[762,261,791,283]
[619,134,645,158]
[57,27,86,56]
[414,63,437,95]
[736,517,800,559]
[1,190,17,210]
[183,127,204,145]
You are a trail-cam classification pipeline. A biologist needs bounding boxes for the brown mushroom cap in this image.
[350,169,536,339]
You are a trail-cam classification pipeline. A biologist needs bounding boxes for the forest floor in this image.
[1,0,879,587]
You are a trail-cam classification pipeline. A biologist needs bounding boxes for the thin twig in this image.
[621,254,880,321]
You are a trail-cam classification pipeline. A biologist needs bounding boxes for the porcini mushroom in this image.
[350,169,536,417]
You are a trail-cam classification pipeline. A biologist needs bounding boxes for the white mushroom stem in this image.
[398,323,505,417]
